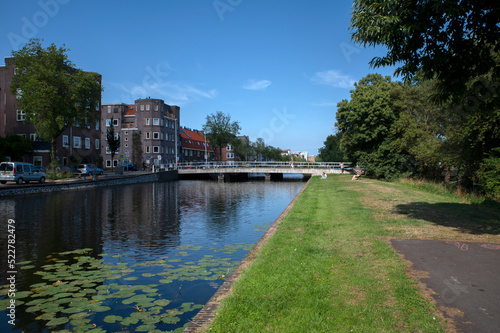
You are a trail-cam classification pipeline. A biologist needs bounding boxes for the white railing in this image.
[176,161,352,170]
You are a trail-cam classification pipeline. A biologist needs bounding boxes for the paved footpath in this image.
[391,239,500,333]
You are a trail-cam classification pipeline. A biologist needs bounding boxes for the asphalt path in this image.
[391,239,500,333]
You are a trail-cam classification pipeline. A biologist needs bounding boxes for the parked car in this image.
[77,164,103,175]
[123,164,138,171]
[33,165,46,173]
[0,162,46,185]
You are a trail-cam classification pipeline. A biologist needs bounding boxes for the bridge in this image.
[177,161,353,181]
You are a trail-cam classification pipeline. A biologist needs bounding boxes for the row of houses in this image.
[0,57,246,168]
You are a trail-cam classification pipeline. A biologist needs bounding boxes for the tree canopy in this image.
[10,39,102,164]
[203,111,241,161]
[350,0,500,101]
[106,118,120,170]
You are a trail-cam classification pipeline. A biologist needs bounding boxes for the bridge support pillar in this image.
[218,173,225,182]
[265,173,271,181]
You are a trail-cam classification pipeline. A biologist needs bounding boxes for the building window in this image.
[113,160,119,167]
[113,107,118,113]
[30,133,37,141]
[107,106,111,113]
[227,144,233,151]
[154,105,158,111]
[146,146,150,153]
[106,146,111,154]
[95,121,99,130]
[17,110,26,121]
[124,137,128,142]
[33,156,42,166]
[63,135,69,147]
[226,153,234,159]
[153,118,159,125]
[140,105,144,111]
[146,104,150,111]
[113,119,119,126]
[95,139,99,150]
[153,146,159,153]
[153,132,159,139]
[106,119,111,127]
[73,136,81,149]
[146,132,150,139]
[106,160,112,167]
[145,118,150,125]
[85,138,91,149]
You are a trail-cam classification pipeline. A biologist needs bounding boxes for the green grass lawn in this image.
[203,176,500,332]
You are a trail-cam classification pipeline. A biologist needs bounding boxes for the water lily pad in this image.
[36,312,56,320]
[161,315,181,324]
[103,315,123,323]
[46,317,69,326]
[123,276,138,281]
[135,323,156,331]
[120,316,139,326]
[17,260,33,265]
[153,299,170,307]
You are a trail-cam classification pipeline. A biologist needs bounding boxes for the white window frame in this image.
[140,105,144,111]
[95,139,99,150]
[96,121,99,130]
[17,109,26,121]
[62,135,69,147]
[146,132,150,140]
[146,146,150,153]
[145,118,150,126]
[153,146,160,153]
[153,118,160,126]
[106,119,111,127]
[106,159,112,167]
[73,136,81,149]
[153,132,159,139]
[113,119,119,126]
[85,137,91,149]
[107,106,111,113]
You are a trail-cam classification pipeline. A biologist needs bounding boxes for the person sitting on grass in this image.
[321,172,327,179]
[352,170,362,181]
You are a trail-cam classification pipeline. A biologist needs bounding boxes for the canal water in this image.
[0,178,305,332]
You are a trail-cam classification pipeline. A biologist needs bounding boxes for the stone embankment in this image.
[0,171,178,197]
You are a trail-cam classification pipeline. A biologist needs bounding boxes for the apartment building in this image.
[0,57,102,166]
[101,98,180,168]
[180,127,214,163]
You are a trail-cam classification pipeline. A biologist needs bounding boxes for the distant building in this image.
[281,149,291,157]
[0,57,102,167]
[180,127,214,163]
[101,98,180,168]
[307,155,316,162]
[215,135,250,163]
[292,151,308,161]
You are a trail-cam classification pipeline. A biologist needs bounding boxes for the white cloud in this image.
[312,101,337,107]
[311,70,355,89]
[243,79,272,90]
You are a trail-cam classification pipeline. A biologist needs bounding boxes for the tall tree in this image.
[336,74,403,178]
[106,118,120,171]
[132,131,143,167]
[9,39,102,165]
[0,135,33,162]
[203,111,241,161]
[350,0,500,102]
[318,132,344,162]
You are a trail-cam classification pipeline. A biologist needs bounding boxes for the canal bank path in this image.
[185,176,500,332]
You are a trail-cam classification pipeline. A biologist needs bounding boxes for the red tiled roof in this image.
[181,128,213,151]
[124,105,135,116]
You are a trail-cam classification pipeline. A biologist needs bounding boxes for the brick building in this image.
[214,135,250,163]
[180,127,214,163]
[0,57,102,167]
[101,98,180,168]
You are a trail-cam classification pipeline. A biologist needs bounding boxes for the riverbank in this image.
[0,170,178,197]
[189,175,500,332]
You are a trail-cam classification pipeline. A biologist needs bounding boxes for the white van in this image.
[0,162,46,185]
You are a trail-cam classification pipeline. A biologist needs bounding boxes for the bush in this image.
[475,148,500,201]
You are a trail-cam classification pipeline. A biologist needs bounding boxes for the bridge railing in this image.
[177,161,352,170]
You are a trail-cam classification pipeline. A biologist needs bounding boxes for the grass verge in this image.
[204,176,500,332]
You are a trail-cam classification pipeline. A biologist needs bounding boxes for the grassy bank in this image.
[204,176,500,332]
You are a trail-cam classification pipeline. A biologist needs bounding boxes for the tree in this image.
[318,132,344,162]
[233,136,254,161]
[132,131,143,167]
[106,118,120,170]
[350,0,500,102]
[9,39,102,165]
[336,74,404,178]
[203,111,241,161]
[0,135,33,162]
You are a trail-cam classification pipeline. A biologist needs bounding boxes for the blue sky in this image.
[1,0,396,155]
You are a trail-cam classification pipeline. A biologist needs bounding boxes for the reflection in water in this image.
[0,179,304,332]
